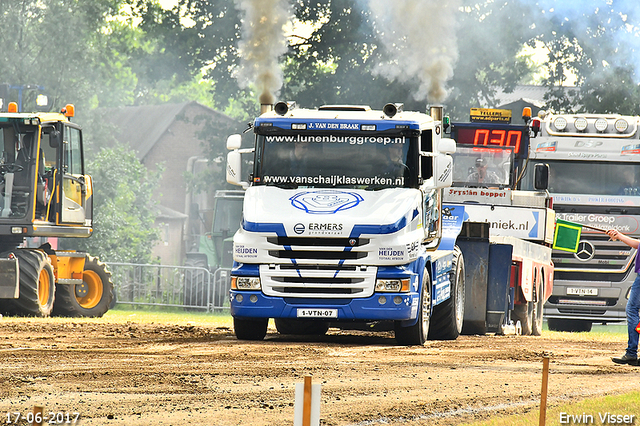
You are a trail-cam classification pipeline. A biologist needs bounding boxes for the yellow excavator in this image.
[0,101,113,317]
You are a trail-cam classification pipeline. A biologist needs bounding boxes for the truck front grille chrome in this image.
[260,264,376,298]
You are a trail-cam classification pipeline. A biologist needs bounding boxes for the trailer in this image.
[443,108,555,335]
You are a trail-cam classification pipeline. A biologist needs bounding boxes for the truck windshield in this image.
[522,160,640,195]
[451,146,513,188]
[255,133,411,189]
[0,122,38,219]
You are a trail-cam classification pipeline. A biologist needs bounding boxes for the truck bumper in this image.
[230,290,420,321]
[543,281,629,323]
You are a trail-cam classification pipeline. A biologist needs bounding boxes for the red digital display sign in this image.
[455,126,527,154]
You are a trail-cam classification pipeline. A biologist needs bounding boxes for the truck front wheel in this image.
[395,269,431,345]
[428,247,465,340]
[234,317,268,340]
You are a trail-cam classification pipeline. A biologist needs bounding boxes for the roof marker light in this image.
[8,102,18,113]
[594,118,608,132]
[574,117,588,131]
[553,116,567,131]
[615,119,629,133]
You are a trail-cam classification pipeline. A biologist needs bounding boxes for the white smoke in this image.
[369,0,461,103]
[234,0,292,104]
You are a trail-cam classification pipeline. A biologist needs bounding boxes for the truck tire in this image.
[275,318,329,336]
[183,257,209,310]
[234,317,268,340]
[394,268,431,345]
[1,249,55,317]
[428,247,465,340]
[547,318,592,332]
[53,256,113,317]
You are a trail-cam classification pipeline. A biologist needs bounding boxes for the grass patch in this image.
[462,391,640,426]
[104,307,234,327]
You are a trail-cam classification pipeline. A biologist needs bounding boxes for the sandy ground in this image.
[0,318,638,426]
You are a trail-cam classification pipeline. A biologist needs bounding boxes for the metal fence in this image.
[106,262,231,312]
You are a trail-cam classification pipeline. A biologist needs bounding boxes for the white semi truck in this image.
[521,112,640,332]
[443,111,555,335]
[225,102,464,345]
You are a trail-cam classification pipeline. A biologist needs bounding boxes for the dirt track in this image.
[0,317,638,426]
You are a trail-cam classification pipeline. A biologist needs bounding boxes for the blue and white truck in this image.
[225,102,464,345]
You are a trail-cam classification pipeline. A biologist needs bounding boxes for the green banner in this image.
[553,219,582,253]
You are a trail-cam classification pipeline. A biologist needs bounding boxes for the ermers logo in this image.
[290,190,363,214]
[293,223,305,234]
[293,222,344,235]
[309,223,343,231]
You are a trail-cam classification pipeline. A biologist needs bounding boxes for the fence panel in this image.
[107,263,231,312]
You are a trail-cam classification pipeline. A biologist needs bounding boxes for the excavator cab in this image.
[0,106,92,246]
[0,104,110,319]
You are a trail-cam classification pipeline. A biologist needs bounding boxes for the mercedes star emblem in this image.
[574,241,595,262]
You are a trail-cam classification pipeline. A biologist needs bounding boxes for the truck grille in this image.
[265,236,371,263]
[552,234,635,282]
[259,264,377,298]
[260,236,376,298]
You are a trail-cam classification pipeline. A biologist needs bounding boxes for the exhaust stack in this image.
[429,105,443,122]
[261,103,273,115]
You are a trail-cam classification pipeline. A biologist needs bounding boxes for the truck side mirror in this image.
[227,134,242,150]
[438,137,456,155]
[534,163,549,190]
[227,150,248,189]
[433,154,453,189]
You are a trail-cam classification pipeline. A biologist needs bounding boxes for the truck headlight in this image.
[231,276,261,290]
[375,279,410,292]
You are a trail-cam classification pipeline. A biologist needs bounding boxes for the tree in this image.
[527,0,640,114]
[65,144,162,264]
[0,0,139,112]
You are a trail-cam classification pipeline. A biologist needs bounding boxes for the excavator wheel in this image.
[53,256,113,318]
[0,249,55,317]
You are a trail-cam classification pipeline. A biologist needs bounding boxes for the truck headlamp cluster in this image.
[615,119,629,133]
[594,118,608,132]
[553,117,567,131]
[574,117,588,131]
[375,279,410,292]
[231,276,261,290]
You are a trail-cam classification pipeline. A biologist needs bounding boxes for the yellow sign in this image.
[470,108,512,123]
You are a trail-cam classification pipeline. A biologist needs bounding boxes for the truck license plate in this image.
[567,287,598,296]
[297,309,338,318]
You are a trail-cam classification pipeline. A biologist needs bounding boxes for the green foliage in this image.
[527,0,640,114]
[0,0,139,112]
[64,144,162,264]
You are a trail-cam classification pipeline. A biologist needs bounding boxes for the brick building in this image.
[103,102,239,265]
